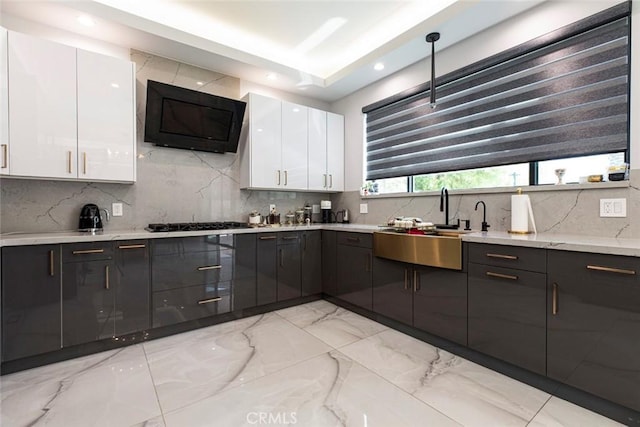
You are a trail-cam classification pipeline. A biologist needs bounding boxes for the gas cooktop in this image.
[145,222,249,232]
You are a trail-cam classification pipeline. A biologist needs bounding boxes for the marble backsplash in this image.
[0,51,327,234]
[331,171,640,239]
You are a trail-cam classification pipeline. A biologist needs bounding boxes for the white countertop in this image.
[1,225,639,257]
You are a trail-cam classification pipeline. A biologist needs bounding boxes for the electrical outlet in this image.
[269,204,276,212]
[600,198,626,217]
[312,204,320,214]
[360,203,368,214]
[112,203,123,217]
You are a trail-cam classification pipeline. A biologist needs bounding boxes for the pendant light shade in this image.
[425,32,440,108]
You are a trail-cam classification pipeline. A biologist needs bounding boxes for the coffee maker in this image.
[320,200,333,223]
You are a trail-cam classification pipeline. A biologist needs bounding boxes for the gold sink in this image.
[373,231,462,270]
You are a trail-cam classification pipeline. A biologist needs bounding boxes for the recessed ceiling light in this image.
[77,15,96,27]
[266,73,277,81]
[374,62,385,71]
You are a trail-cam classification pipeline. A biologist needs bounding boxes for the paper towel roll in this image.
[511,194,532,233]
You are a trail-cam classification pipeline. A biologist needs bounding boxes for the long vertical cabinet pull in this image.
[279,248,284,268]
[1,144,7,169]
[276,170,281,185]
[552,283,558,315]
[284,170,288,186]
[67,151,73,174]
[413,270,419,292]
[323,174,327,188]
[83,152,87,175]
[404,268,409,290]
[49,250,55,276]
[329,174,333,189]
[105,265,110,290]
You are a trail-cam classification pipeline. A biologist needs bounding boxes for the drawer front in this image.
[468,243,546,273]
[337,232,372,249]
[278,231,299,245]
[549,250,639,285]
[151,234,234,256]
[152,282,231,327]
[152,249,234,291]
[62,242,113,262]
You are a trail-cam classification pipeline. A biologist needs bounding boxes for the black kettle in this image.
[79,204,109,232]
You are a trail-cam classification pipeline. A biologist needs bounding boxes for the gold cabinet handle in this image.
[586,265,636,275]
[72,249,104,255]
[197,265,222,271]
[49,250,55,276]
[413,270,419,292]
[486,271,518,281]
[83,152,87,175]
[118,244,146,249]
[552,282,558,315]
[67,151,72,174]
[346,237,360,243]
[282,236,297,240]
[279,248,284,267]
[198,297,222,305]
[365,253,371,272]
[404,268,409,290]
[105,265,110,290]
[1,144,7,168]
[259,235,277,240]
[486,253,518,260]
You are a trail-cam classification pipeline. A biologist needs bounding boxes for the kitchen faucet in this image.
[475,201,490,232]
[440,187,449,226]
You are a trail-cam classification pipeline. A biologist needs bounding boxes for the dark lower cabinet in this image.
[277,232,301,301]
[114,241,150,335]
[548,250,640,412]
[321,231,337,296]
[373,256,467,345]
[151,235,233,327]
[256,234,278,305]
[336,233,372,310]
[62,243,115,347]
[1,245,61,361]
[233,234,257,311]
[413,267,467,346]
[301,230,321,296]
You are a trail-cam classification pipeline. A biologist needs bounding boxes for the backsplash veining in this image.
[0,51,326,234]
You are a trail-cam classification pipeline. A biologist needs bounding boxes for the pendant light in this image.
[426,32,440,109]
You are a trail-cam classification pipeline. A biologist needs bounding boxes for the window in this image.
[362,3,630,194]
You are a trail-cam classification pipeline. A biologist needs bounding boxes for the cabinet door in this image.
[77,49,135,182]
[1,245,61,361]
[301,230,322,296]
[256,234,277,305]
[1,27,8,176]
[249,94,281,188]
[281,101,308,189]
[234,233,257,311]
[468,263,546,375]
[8,31,77,179]
[372,257,412,325]
[337,245,372,310]
[548,251,640,412]
[307,108,327,191]
[414,267,467,346]
[326,112,344,191]
[277,232,301,301]
[322,231,337,296]
[62,259,115,346]
[114,241,150,336]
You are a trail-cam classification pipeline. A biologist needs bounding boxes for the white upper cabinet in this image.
[77,49,135,182]
[327,112,344,191]
[0,28,8,176]
[240,93,282,189]
[307,108,344,192]
[307,108,328,191]
[239,92,344,192]
[5,30,136,182]
[8,30,77,179]
[281,101,308,190]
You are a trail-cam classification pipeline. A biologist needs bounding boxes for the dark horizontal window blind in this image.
[365,8,630,181]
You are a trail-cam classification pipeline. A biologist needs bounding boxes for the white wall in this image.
[331,0,632,192]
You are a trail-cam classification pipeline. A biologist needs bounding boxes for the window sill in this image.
[361,180,630,199]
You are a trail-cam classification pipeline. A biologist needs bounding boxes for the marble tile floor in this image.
[0,300,623,427]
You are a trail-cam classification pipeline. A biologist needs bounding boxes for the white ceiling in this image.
[0,0,545,101]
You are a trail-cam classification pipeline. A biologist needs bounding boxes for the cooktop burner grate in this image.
[145,222,249,232]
